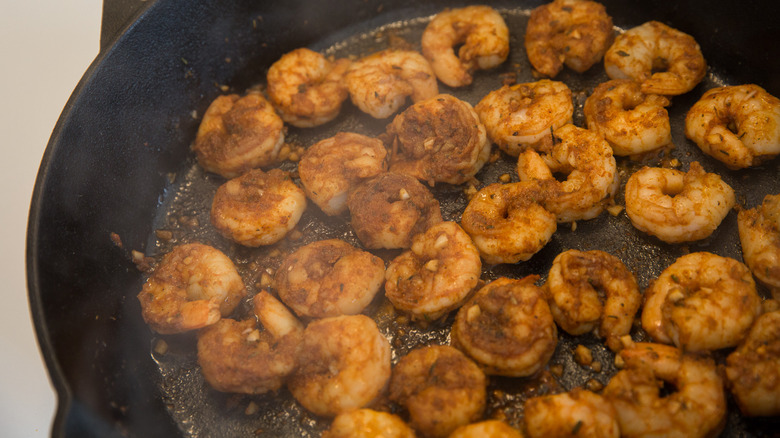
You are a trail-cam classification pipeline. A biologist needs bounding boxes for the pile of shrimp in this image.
[133,0,780,436]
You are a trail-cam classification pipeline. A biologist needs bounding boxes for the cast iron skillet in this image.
[27,0,780,437]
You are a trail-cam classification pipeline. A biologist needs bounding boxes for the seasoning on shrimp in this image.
[524,388,620,438]
[322,409,416,438]
[448,420,524,438]
[738,193,780,291]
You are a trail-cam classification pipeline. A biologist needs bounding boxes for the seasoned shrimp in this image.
[287,315,391,417]
[642,252,762,352]
[137,243,246,334]
[524,388,620,438]
[451,276,557,377]
[210,168,307,247]
[323,409,416,438]
[546,249,641,352]
[738,193,780,290]
[474,80,574,156]
[385,221,481,322]
[525,0,615,77]
[345,49,439,119]
[196,291,303,394]
[347,172,442,249]
[624,162,735,243]
[685,84,780,169]
[583,79,672,156]
[389,345,487,438]
[603,342,726,438]
[460,182,557,265]
[192,91,284,178]
[604,21,706,96]
[386,94,491,186]
[421,5,509,87]
[298,132,388,216]
[448,420,524,438]
[274,239,385,318]
[266,47,351,127]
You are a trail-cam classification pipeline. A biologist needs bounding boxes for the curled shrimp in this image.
[624,162,735,243]
[192,91,284,178]
[385,221,481,322]
[583,78,672,156]
[525,0,615,77]
[287,314,391,418]
[323,409,416,438]
[298,132,388,216]
[344,49,439,119]
[523,388,620,438]
[474,80,574,156]
[604,21,707,96]
[451,276,557,377]
[545,249,641,352]
[738,193,780,291]
[266,47,351,128]
[685,84,780,169]
[137,243,246,334]
[210,168,307,247]
[421,5,509,87]
[449,420,524,438]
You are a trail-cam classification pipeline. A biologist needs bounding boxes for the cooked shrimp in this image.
[385,221,481,322]
[525,0,615,77]
[474,80,574,156]
[583,79,672,156]
[287,314,391,417]
[460,182,557,264]
[624,162,735,243]
[137,243,246,334]
[738,193,780,290]
[323,409,416,438]
[642,252,762,352]
[516,124,618,222]
[421,5,509,87]
[603,342,726,438]
[448,420,524,438]
[347,172,442,249]
[386,94,491,186]
[297,132,388,216]
[604,21,706,96]
[524,388,620,438]
[546,249,641,352]
[210,168,307,247]
[192,91,284,178]
[196,291,303,394]
[274,239,385,318]
[345,49,439,119]
[266,47,351,127]
[389,345,487,438]
[451,276,557,377]
[685,84,780,169]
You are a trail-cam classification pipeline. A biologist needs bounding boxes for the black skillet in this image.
[27,0,780,436]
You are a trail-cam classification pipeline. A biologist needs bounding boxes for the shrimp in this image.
[516,124,618,222]
[603,342,726,438]
[725,310,780,417]
[642,252,762,352]
[323,409,416,438]
[604,21,707,96]
[385,221,482,322]
[386,94,491,186]
[344,49,439,119]
[196,291,303,394]
[210,168,307,247]
[137,243,246,334]
[460,182,557,265]
[545,249,641,352]
[448,420,524,438]
[524,0,615,78]
[685,84,780,169]
[474,80,574,156]
[287,314,391,418]
[738,193,780,290]
[297,132,388,216]
[266,47,351,127]
[523,388,620,438]
[192,91,284,178]
[451,276,557,377]
[623,162,735,243]
[421,5,509,87]
[274,239,385,318]
[347,172,442,249]
[389,345,487,438]
[583,78,672,156]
